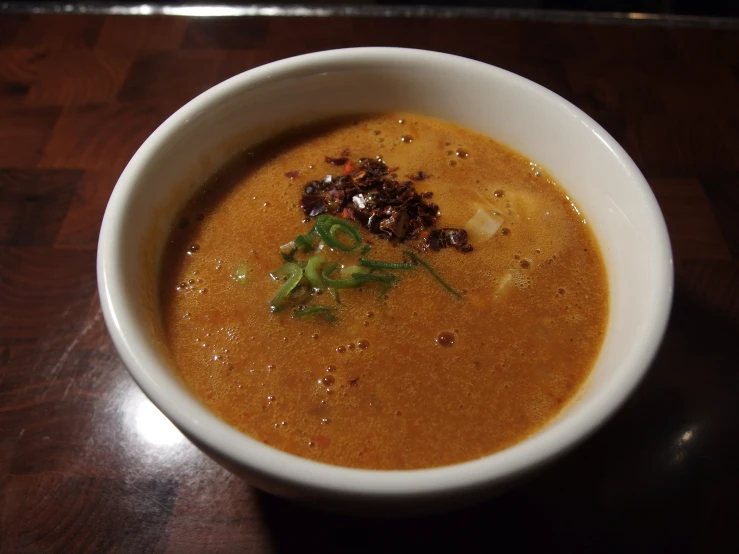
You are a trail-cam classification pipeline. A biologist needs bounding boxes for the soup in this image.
[159,113,608,470]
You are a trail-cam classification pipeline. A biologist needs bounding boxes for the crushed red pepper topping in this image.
[325,156,349,166]
[299,158,472,252]
[425,228,473,253]
[408,170,430,181]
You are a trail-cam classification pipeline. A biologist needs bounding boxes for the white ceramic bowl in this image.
[97,47,673,514]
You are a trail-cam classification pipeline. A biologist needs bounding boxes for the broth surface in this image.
[160,113,608,469]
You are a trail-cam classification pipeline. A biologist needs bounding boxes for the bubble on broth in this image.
[436,331,456,347]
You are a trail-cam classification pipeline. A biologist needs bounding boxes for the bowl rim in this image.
[97,46,673,501]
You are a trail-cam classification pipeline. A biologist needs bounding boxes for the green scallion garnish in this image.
[292,307,336,322]
[294,231,316,251]
[314,215,362,252]
[321,262,362,289]
[359,257,414,270]
[330,287,341,304]
[269,262,304,312]
[404,250,461,298]
[304,255,325,290]
[351,272,401,284]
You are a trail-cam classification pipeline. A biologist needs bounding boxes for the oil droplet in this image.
[322,375,335,386]
[357,339,370,349]
[311,333,319,340]
[267,395,275,402]
[267,364,276,370]
[449,160,457,167]
[398,119,405,124]
[321,418,331,425]
[520,259,531,269]
[326,365,336,372]
[455,148,469,159]
[400,135,413,143]
[336,346,346,354]
[187,243,199,254]
[558,288,566,295]
[501,228,511,235]
[436,331,456,347]
[347,343,355,350]
[494,189,504,198]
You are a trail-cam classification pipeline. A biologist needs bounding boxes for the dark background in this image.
[358,0,738,17]
[5,0,739,18]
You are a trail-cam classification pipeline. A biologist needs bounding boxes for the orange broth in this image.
[159,113,608,469]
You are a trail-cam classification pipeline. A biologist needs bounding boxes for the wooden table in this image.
[1,8,738,553]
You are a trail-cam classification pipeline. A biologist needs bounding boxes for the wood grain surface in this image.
[1,13,738,553]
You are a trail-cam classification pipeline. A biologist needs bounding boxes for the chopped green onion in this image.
[351,273,401,284]
[321,262,362,289]
[314,215,362,252]
[330,287,341,304]
[292,307,336,322]
[360,244,372,255]
[404,250,462,298]
[304,256,325,290]
[269,262,304,312]
[359,258,414,270]
[378,284,392,300]
[341,265,368,278]
[294,231,316,251]
[233,263,248,286]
